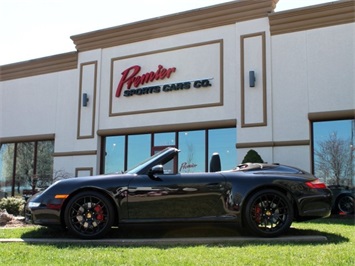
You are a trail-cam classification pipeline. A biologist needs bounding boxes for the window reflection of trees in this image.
[313,120,354,187]
[0,140,54,196]
[0,144,14,195]
[178,131,205,173]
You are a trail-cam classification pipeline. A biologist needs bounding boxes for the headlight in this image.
[28,202,41,208]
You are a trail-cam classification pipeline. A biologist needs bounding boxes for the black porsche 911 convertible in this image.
[26,147,332,239]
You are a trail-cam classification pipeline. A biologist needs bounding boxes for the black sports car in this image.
[26,147,332,239]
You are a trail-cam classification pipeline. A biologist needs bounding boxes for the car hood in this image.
[40,173,135,195]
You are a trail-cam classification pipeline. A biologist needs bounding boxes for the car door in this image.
[127,172,227,221]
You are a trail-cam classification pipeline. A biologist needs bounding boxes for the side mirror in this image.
[148,165,164,178]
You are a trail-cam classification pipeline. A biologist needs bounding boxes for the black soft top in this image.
[234,163,305,174]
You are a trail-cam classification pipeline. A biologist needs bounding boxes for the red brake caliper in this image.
[254,204,262,224]
[94,205,104,221]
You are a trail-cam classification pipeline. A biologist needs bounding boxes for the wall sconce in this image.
[249,71,256,87]
[82,93,89,107]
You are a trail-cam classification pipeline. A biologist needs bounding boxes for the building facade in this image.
[0,0,354,196]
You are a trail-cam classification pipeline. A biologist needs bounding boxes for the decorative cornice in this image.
[0,52,78,81]
[269,0,354,35]
[71,0,278,52]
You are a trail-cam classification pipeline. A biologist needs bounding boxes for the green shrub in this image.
[0,197,25,216]
[242,149,264,163]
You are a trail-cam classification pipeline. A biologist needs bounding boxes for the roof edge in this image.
[269,0,354,35]
[0,52,78,81]
[71,0,277,52]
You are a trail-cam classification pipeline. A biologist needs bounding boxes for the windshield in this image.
[125,147,178,174]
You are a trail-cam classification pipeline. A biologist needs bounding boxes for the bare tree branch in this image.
[315,132,354,186]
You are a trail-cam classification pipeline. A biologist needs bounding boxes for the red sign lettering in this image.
[115,64,176,97]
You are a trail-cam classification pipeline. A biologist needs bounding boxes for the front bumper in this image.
[25,193,64,226]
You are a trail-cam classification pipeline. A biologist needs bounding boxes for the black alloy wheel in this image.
[244,189,293,237]
[337,195,354,215]
[64,191,115,239]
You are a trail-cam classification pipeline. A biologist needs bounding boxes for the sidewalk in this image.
[0,235,328,246]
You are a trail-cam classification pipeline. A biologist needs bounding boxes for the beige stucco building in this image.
[0,0,354,195]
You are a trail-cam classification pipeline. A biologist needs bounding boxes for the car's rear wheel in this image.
[64,191,114,239]
[244,189,293,237]
[337,195,354,214]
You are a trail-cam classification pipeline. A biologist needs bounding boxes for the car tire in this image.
[64,191,115,239]
[244,189,293,237]
[336,194,354,215]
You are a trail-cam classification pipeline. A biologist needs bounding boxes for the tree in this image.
[242,149,264,163]
[53,169,73,181]
[314,132,354,186]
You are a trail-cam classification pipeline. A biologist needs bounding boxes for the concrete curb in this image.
[0,236,328,246]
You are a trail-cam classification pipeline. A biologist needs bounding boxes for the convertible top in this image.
[233,163,304,174]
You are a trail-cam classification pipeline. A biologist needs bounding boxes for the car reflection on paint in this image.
[26,147,332,239]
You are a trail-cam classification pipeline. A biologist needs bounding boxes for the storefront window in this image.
[209,128,237,170]
[127,134,151,169]
[15,142,35,194]
[154,132,176,147]
[178,130,205,173]
[0,140,54,197]
[36,141,54,188]
[102,127,237,174]
[312,119,355,187]
[105,136,125,174]
[0,143,14,196]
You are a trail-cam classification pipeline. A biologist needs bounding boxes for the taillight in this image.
[305,179,327,189]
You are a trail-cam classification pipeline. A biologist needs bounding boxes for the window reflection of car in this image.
[328,185,355,215]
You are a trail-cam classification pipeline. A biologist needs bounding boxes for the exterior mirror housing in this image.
[148,165,164,177]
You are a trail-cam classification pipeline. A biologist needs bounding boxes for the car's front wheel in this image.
[244,189,293,237]
[64,191,115,239]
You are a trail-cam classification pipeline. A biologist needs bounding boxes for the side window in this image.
[152,147,176,175]
[162,155,176,175]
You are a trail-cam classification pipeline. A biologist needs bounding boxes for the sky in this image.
[0,0,336,66]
